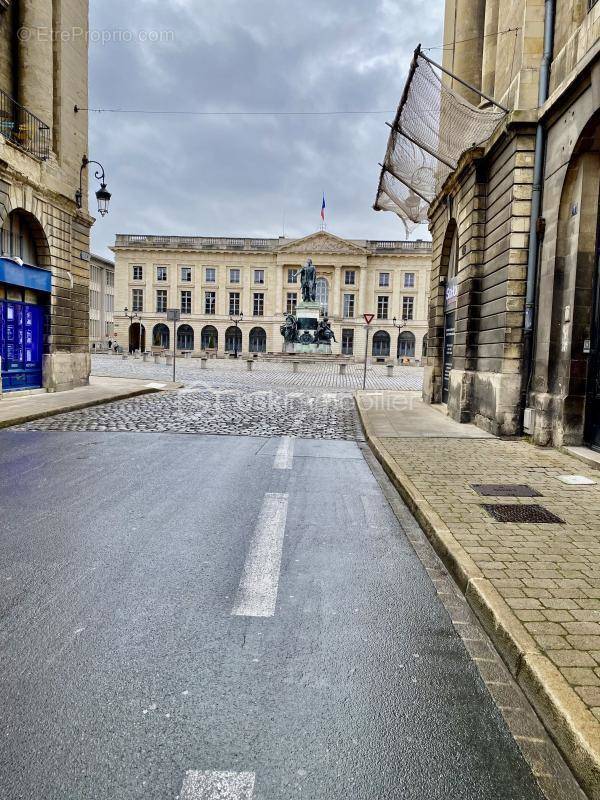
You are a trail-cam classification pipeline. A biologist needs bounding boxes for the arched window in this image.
[152,323,170,349]
[249,327,267,353]
[316,277,329,316]
[225,325,242,353]
[422,334,428,358]
[398,331,416,358]
[177,324,194,350]
[372,330,391,357]
[1,210,40,264]
[201,325,218,350]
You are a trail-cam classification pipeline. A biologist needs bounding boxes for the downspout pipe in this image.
[522,0,556,425]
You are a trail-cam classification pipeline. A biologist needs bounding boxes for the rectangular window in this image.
[287,268,297,284]
[254,269,265,285]
[205,267,216,283]
[156,266,168,281]
[181,290,192,314]
[344,270,356,285]
[229,292,240,316]
[403,296,414,321]
[404,272,415,288]
[132,265,143,281]
[205,291,216,315]
[377,295,389,320]
[156,289,167,313]
[229,268,240,284]
[379,272,390,287]
[341,328,354,355]
[253,292,264,316]
[131,289,143,312]
[181,266,192,283]
[343,293,355,318]
[286,292,297,314]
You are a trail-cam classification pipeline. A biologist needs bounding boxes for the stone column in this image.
[18,0,54,129]
[481,0,499,101]
[443,0,486,105]
[358,267,368,316]
[275,264,283,316]
[332,267,341,319]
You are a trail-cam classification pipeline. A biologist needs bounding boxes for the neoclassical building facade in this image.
[0,0,94,395]
[112,231,432,362]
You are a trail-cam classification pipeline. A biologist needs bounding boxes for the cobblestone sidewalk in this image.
[357,392,600,800]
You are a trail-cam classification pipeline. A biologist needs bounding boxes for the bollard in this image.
[339,363,347,376]
[143,352,150,363]
[154,354,161,365]
[165,353,173,366]
[386,364,394,377]
[184,351,192,359]
[246,359,254,371]
[292,361,300,374]
[200,357,208,370]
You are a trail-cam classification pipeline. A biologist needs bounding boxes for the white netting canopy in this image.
[375,49,507,226]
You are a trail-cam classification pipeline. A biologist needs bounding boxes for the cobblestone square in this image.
[19,355,422,440]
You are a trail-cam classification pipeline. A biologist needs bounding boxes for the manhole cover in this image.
[471,484,542,497]
[482,504,565,524]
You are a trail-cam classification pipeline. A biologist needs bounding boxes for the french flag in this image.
[321,194,326,222]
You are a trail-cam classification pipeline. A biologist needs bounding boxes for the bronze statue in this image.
[314,318,337,344]
[291,258,317,303]
[280,315,298,343]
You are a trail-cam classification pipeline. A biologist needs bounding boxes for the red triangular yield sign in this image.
[363,313,375,325]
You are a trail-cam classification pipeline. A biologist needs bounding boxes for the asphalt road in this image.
[0,429,546,800]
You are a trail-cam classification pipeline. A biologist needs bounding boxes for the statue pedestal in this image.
[281,300,334,356]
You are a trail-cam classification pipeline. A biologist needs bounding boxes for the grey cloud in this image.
[88,0,443,257]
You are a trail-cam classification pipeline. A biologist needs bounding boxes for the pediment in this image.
[278,231,367,256]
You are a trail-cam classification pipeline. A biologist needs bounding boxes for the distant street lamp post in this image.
[230,311,243,359]
[123,306,139,353]
[392,316,407,363]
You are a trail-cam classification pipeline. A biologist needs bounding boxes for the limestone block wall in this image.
[424,120,536,435]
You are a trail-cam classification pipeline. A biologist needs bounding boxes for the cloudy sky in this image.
[88,0,444,258]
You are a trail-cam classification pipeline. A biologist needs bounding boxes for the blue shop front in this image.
[0,258,51,392]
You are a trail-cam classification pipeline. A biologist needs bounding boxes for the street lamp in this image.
[229,311,243,358]
[392,316,406,363]
[124,306,139,354]
[76,155,112,216]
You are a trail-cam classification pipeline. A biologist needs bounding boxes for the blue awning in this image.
[0,258,52,293]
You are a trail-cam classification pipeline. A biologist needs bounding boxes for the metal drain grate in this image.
[472,484,542,497]
[482,504,565,524]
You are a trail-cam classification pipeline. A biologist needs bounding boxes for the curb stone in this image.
[356,397,600,800]
[0,386,166,430]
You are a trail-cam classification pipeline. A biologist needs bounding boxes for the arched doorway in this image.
[153,323,170,349]
[201,325,218,351]
[442,222,459,404]
[177,324,194,351]
[225,325,242,355]
[372,330,391,357]
[0,209,50,391]
[316,277,329,316]
[129,323,146,353]
[249,327,267,353]
[398,331,416,359]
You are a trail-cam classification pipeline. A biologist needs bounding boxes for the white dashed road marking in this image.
[232,493,288,617]
[273,436,294,470]
[179,770,255,799]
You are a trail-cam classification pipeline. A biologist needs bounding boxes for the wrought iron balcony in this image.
[0,88,50,160]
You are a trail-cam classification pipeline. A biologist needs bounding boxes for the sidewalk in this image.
[0,375,179,429]
[357,391,600,800]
